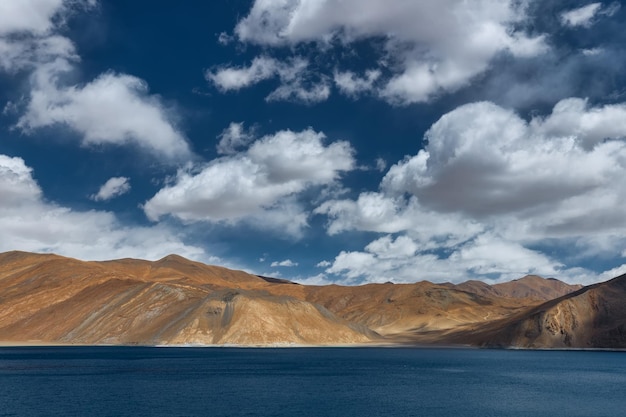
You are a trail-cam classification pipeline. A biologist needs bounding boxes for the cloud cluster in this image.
[220,0,547,104]
[317,98,626,284]
[1,0,191,160]
[144,128,355,236]
[0,154,205,261]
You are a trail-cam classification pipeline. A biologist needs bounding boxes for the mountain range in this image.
[2,251,625,349]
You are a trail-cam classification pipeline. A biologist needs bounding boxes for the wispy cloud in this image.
[560,2,620,28]
[91,177,131,202]
[271,259,298,267]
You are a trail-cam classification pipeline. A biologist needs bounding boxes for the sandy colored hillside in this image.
[0,250,595,347]
[0,251,372,346]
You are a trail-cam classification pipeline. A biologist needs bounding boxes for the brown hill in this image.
[450,274,626,349]
[0,251,373,346]
[454,275,582,302]
[300,283,529,336]
[0,250,599,348]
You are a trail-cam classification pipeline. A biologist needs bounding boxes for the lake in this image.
[1,346,625,416]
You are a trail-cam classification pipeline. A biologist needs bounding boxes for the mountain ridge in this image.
[0,251,599,348]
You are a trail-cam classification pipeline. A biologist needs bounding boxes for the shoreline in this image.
[1,341,625,351]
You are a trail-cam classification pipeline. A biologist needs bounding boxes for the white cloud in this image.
[0,154,207,262]
[207,56,281,91]
[380,99,626,225]
[144,128,355,236]
[265,80,330,104]
[316,260,331,268]
[1,1,191,161]
[317,98,626,284]
[18,67,192,160]
[531,98,626,150]
[0,0,82,73]
[294,273,334,286]
[218,32,234,45]
[0,35,76,73]
[560,3,603,28]
[0,0,65,35]
[582,47,603,56]
[375,158,387,172]
[601,264,626,280]
[333,70,380,97]
[207,56,329,104]
[316,192,482,247]
[324,233,592,285]
[217,122,255,155]
[0,154,42,206]
[91,177,131,202]
[270,259,298,267]
[560,2,620,28]
[231,0,547,104]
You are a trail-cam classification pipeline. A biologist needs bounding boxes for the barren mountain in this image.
[0,251,372,346]
[454,275,582,302]
[0,251,596,348]
[450,274,626,349]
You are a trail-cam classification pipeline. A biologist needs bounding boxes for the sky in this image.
[1,0,626,285]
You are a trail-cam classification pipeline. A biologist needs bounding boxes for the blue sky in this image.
[1,0,626,285]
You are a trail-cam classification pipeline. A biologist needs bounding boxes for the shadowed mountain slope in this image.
[448,274,626,349]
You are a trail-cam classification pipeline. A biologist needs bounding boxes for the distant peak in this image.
[156,254,190,263]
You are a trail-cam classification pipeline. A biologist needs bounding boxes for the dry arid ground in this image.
[3,251,624,349]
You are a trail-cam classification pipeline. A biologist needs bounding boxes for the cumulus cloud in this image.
[91,177,131,202]
[227,0,547,104]
[1,0,191,161]
[317,98,626,283]
[380,99,626,224]
[18,67,192,160]
[560,2,620,28]
[206,55,330,104]
[271,259,298,267]
[144,128,355,236]
[0,154,206,261]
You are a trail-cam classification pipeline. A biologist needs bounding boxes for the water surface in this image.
[1,347,624,416]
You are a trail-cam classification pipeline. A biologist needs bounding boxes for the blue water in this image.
[1,347,625,417]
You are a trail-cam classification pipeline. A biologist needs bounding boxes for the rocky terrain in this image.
[451,274,626,349]
[0,250,612,348]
